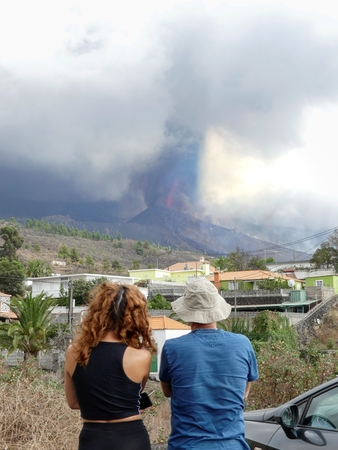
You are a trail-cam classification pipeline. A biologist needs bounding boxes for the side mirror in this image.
[275,405,299,439]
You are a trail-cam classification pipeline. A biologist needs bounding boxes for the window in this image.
[302,386,338,430]
[229,281,238,291]
[316,280,323,287]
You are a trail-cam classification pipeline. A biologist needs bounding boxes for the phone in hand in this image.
[139,392,153,409]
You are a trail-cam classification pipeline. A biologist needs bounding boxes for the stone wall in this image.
[294,294,338,346]
[221,289,290,306]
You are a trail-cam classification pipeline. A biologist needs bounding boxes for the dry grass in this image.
[0,360,169,450]
[0,378,81,449]
[141,381,171,444]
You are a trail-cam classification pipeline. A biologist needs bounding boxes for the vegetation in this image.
[0,225,24,260]
[26,259,53,277]
[25,218,115,242]
[147,294,172,310]
[0,257,26,296]
[256,278,289,290]
[70,277,108,305]
[212,248,267,271]
[0,292,57,359]
[310,229,338,271]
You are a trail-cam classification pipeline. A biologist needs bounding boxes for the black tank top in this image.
[72,342,142,420]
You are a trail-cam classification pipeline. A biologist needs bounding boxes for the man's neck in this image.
[190,322,217,331]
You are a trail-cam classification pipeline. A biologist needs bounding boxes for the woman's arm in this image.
[64,345,80,410]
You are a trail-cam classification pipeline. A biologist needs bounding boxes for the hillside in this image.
[15,225,211,276]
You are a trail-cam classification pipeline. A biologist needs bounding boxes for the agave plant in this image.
[0,292,57,359]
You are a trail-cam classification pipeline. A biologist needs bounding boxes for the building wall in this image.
[151,329,190,373]
[29,274,135,298]
[169,270,203,283]
[305,275,338,293]
[128,269,170,281]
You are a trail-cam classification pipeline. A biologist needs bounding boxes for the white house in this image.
[0,291,16,321]
[149,316,190,374]
[25,273,139,299]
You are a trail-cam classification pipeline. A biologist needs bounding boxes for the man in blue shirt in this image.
[160,278,258,450]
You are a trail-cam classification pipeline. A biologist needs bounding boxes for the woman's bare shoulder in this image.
[126,346,151,361]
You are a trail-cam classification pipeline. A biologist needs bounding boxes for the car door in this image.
[267,386,338,449]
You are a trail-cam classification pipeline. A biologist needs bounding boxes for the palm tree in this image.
[26,259,52,277]
[0,292,57,359]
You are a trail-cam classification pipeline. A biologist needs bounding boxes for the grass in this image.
[0,359,170,449]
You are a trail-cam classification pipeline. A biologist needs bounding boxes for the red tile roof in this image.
[149,316,190,330]
[208,270,302,282]
[0,310,17,320]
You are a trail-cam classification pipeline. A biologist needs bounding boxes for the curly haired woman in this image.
[65,282,156,450]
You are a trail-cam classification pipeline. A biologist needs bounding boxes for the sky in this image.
[1,0,338,240]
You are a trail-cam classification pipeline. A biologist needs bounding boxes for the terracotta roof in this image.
[166,261,216,272]
[0,310,17,320]
[149,316,190,330]
[208,270,303,283]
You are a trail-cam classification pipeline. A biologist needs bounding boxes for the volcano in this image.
[128,206,309,261]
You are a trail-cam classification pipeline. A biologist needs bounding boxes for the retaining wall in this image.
[294,294,338,346]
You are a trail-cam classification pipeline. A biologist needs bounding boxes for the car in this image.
[244,376,338,449]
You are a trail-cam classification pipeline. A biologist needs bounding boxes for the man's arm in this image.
[160,380,172,398]
[244,382,252,401]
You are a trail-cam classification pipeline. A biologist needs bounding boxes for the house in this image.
[0,291,16,321]
[208,270,303,291]
[129,257,215,284]
[26,273,140,299]
[305,274,338,294]
[207,271,324,313]
[149,316,190,373]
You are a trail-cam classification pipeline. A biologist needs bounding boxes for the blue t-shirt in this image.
[159,329,258,450]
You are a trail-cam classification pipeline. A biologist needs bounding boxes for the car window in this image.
[302,386,338,430]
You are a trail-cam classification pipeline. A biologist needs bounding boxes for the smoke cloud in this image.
[1,2,338,232]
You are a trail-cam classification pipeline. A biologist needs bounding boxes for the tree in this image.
[143,240,150,250]
[58,244,70,260]
[212,256,228,271]
[131,259,140,270]
[86,255,95,269]
[26,259,52,277]
[310,243,338,270]
[70,247,80,263]
[147,294,172,310]
[256,278,289,291]
[213,249,250,272]
[72,277,107,305]
[102,257,111,273]
[111,259,123,273]
[0,292,57,359]
[0,226,24,261]
[247,256,267,270]
[0,257,26,296]
[134,241,144,256]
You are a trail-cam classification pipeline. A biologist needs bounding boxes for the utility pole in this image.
[68,280,74,331]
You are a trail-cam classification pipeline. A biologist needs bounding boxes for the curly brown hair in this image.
[72,282,157,366]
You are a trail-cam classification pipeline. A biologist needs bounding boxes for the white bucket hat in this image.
[172,278,231,324]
